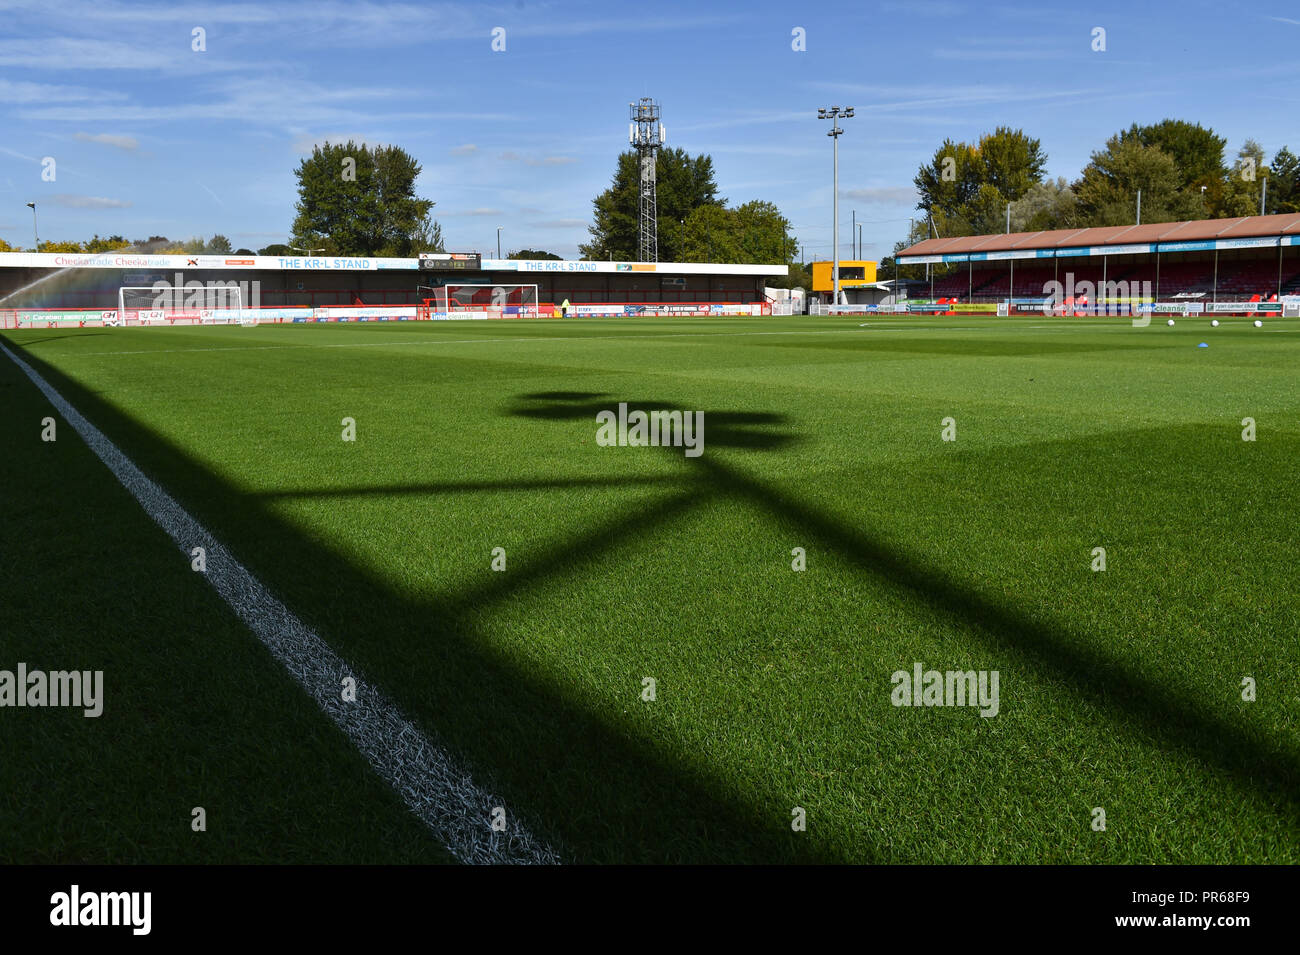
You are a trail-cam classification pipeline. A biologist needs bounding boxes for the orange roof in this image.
[899,213,1300,257]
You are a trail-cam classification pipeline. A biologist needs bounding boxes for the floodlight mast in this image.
[630,98,665,262]
[818,106,853,305]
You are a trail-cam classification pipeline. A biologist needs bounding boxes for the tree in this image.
[1009,177,1078,232]
[234,248,255,256]
[408,212,444,254]
[580,147,724,260]
[770,260,812,291]
[509,249,562,260]
[975,127,1047,204]
[1270,147,1300,213]
[1122,119,1226,191]
[1072,135,1200,226]
[258,243,293,256]
[208,234,232,253]
[84,234,130,252]
[912,127,1046,236]
[679,203,740,262]
[0,238,15,252]
[290,140,440,257]
[1217,140,1268,217]
[37,240,83,252]
[914,139,982,217]
[675,201,796,265]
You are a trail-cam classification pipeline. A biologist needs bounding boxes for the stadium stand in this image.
[898,213,1300,309]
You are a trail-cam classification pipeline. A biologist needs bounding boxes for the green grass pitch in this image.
[2,315,1297,864]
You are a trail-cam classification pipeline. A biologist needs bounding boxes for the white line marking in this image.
[1,341,559,865]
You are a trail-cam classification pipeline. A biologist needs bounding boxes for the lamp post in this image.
[26,202,38,250]
[497,226,503,260]
[818,105,853,306]
[290,245,325,256]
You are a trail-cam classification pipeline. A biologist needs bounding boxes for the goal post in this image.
[420,283,543,319]
[117,284,248,325]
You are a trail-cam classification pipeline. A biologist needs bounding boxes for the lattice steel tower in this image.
[629,99,665,262]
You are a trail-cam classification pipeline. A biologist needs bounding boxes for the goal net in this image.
[117,284,251,326]
[421,284,542,319]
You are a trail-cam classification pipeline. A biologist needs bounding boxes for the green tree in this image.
[84,234,130,253]
[676,201,796,266]
[1217,140,1268,217]
[290,140,440,257]
[0,237,16,252]
[975,127,1047,203]
[580,147,724,260]
[1270,146,1300,212]
[1072,135,1200,226]
[913,139,981,217]
[1009,177,1078,232]
[234,248,255,256]
[777,260,812,291]
[912,127,1046,233]
[1122,119,1226,191]
[37,240,84,252]
[207,234,232,253]
[409,212,444,254]
[258,243,293,256]
[679,203,740,262]
[509,249,562,260]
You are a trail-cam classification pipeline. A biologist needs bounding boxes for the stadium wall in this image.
[0,253,787,311]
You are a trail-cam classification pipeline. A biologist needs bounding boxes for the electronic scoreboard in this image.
[419,252,482,271]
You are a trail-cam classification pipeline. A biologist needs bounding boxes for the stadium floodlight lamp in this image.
[817,105,853,306]
[290,245,325,256]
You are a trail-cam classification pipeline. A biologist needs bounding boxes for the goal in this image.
[420,284,542,319]
[117,284,250,326]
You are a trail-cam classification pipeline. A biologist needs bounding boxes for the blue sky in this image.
[2,0,1300,261]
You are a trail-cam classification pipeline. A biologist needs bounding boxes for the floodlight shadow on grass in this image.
[253,474,688,501]
[7,342,839,864]
[506,392,800,452]
[693,452,1300,826]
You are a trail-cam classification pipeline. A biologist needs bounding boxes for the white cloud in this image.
[447,208,504,217]
[44,193,133,209]
[841,187,917,205]
[450,144,478,155]
[74,132,139,151]
[0,79,129,104]
[532,218,587,229]
[499,151,578,167]
[0,36,247,71]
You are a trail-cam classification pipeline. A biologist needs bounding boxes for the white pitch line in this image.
[1,341,559,866]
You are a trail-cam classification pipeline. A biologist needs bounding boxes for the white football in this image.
[1254,320,1263,327]
[1167,319,1175,326]
[1211,320,1219,327]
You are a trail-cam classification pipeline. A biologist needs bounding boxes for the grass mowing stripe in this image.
[68,324,869,358]
[0,341,559,866]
